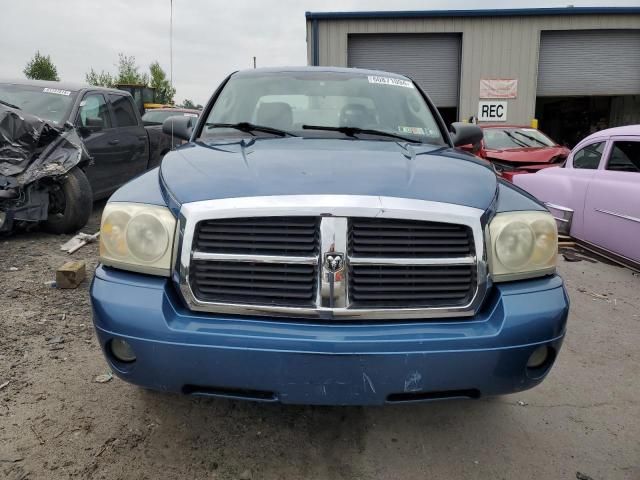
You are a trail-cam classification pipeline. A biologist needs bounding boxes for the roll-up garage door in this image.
[348,34,461,108]
[537,30,640,97]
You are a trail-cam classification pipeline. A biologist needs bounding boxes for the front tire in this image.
[43,167,93,234]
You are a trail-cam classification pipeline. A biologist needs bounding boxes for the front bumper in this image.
[91,266,569,405]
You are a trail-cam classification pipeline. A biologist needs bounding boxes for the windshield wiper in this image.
[502,130,530,148]
[511,130,549,147]
[0,99,21,110]
[302,124,418,143]
[205,122,296,137]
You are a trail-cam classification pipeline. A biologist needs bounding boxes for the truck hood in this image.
[159,137,498,210]
[485,146,570,164]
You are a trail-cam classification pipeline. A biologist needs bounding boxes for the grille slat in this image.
[349,218,474,258]
[198,233,316,243]
[194,263,314,274]
[196,241,316,251]
[352,246,472,254]
[195,279,315,290]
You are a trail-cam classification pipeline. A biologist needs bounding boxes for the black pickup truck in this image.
[0,79,170,234]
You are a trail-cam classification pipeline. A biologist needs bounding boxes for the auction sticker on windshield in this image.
[398,126,426,135]
[367,76,414,89]
[43,88,71,96]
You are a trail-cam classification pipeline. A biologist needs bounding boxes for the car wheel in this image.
[43,167,93,234]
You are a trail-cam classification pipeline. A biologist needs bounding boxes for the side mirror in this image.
[450,122,483,147]
[77,125,91,137]
[162,115,194,141]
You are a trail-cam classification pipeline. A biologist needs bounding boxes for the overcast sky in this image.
[1,0,637,104]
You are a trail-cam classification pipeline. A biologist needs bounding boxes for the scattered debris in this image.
[60,232,100,254]
[577,287,613,303]
[517,400,528,406]
[0,456,24,463]
[56,260,86,289]
[576,472,595,480]
[95,438,117,457]
[44,280,57,288]
[46,336,64,345]
[562,250,597,263]
[8,266,19,271]
[30,425,45,445]
[0,381,9,390]
[94,372,113,384]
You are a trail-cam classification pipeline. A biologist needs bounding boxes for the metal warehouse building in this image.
[305,7,640,146]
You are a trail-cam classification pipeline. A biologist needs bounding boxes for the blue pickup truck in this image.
[90,67,569,406]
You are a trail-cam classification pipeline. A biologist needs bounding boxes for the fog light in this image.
[110,338,136,363]
[527,346,549,369]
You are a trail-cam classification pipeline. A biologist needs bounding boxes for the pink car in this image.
[514,125,640,266]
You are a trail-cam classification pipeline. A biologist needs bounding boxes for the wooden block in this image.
[56,261,86,289]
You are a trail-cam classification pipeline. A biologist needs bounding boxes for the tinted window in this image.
[607,141,640,173]
[77,93,111,130]
[573,142,604,169]
[201,71,446,145]
[142,110,198,124]
[0,83,76,124]
[108,94,138,127]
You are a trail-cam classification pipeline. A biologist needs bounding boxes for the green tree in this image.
[181,99,196,109]
[149,61,176,104]
[85,68,114,87]
[115,53,148,85]
[85,53,148,88]
[23,51,59,81]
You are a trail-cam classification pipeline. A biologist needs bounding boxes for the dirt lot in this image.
[1,205,639,480]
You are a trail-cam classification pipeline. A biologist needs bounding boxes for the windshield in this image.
[484,128,556,150]
[0,84,76,124]
[200,71,446,145]
[142,110,198,124]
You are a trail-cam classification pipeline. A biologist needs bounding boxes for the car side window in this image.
[607,141,640,173]
[108,94,138,127]
[77,93,112,130]
[572,142,604,169]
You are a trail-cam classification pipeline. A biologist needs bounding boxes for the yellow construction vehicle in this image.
[115,84,166,115]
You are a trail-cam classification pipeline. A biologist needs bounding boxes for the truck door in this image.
[106,93,149,188]
[76,92,121,199]
[583,138,640,262]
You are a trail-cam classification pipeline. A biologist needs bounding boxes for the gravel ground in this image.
[1,205,639,480]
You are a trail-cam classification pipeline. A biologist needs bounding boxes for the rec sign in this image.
[478,101,508,122]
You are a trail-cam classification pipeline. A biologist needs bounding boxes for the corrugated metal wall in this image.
[538,30,640,96]
[306,14,640,125]
[347,34,461,107]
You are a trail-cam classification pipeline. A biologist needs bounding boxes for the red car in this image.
[462,125,570,181]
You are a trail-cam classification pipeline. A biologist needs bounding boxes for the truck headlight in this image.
[99,202,176,276]
[489,211,557,282]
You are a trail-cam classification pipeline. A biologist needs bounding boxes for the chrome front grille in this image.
[178,195,489,320]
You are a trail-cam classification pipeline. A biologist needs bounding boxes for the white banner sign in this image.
[478,101,508,122]
[480,79,518,99]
